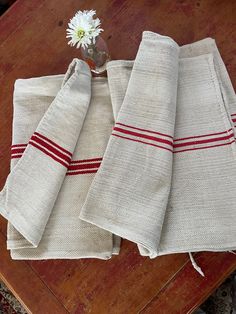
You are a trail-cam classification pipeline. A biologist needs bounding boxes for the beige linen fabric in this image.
[81,32,179,257]
[0,59,119,259]
[1,31,236,261]
[81,31,236,257]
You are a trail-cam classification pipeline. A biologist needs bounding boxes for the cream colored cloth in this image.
[81,31,236,257]
[1,31,236,261]
[0,59,119,259]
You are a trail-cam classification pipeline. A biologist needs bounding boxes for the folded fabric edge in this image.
[8,235,120,258]
[1,58,92,251]
[61,58,91,88]
[112,234,121,255]
[10,250,114,260]
[80,210,236,259]
[7,238,34,249]
[157,245,236,256]
[106,37,216,70]
[0,186,39,247]
[79,212,158,258]
[142,30,179,49]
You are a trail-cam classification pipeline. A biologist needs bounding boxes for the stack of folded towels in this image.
[0,32,235,275]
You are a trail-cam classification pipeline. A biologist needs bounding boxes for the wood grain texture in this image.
[0,231,68,314]
[28,243,189,313]
[140,252,236,314]
[0,0,236,313]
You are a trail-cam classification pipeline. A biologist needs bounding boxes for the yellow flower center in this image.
[77,29,85,39]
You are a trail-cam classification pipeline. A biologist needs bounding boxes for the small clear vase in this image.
[80,36,110,74]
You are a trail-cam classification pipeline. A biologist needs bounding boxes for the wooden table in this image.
[0,1,236,313]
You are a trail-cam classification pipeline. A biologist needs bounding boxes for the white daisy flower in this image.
[66,10,103,49]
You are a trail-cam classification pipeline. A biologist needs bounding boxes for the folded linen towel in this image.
[81,31,236,257]
[81,32,179,257]
[1,31,236,261]
[0,59,119,259]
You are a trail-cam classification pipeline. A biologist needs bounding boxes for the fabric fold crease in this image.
[1,31,236,261]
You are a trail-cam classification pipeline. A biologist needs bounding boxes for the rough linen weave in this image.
[0,31,235,260]
[81,31,236,257]
[0,59,119,259]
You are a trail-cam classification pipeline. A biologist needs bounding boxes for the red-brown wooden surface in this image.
[0,1,236,313]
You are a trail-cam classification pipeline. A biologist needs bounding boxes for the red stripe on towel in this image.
[70,157,103,164]
[112,133,173,152]
[31,135,71,163]
[10,150,101,174]
[231,114,236,117]
[11,154,24,159]
[173,133,234,148]
[11,144,27,148]
[11,148,26,154]
[232,119,236,123]
[116,122,173,139]
[113,127,173,147]
[29,140,69,168]
[66,169,98,176]
[34,132,72,157]
[68,162,101,171]
[174,129,233,142]
[9,149,103,174]
[174,140,235,153]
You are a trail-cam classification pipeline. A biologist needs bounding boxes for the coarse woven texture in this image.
[0,58,120,259]
[80,31,236,258]
[0,31,236,260]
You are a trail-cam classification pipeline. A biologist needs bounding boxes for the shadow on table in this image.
[0,0,15,15]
